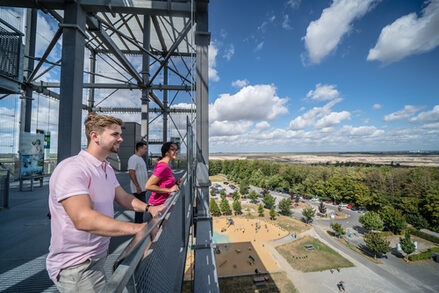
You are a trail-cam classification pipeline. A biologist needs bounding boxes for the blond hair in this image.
[84,113,123,143]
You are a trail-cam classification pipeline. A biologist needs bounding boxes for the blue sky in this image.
[1,1,439,154]
[207,0,439,153]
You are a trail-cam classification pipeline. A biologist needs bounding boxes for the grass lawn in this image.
[210,175,227,182]
[333,236,382,264]
[276,235,354,272]
[182,272,296,293]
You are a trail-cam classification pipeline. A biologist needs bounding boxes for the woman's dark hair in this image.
[159,142,178,160]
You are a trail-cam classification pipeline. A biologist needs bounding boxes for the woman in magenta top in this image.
[145,142,182,217]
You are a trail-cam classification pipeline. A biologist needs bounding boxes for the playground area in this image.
[213,217,289,276]
[184,216,290,279]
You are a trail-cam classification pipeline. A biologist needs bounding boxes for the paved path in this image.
[266,226,439,293]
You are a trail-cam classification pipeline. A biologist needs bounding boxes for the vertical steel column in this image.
[163,62,168,143]
[57,3,86,162]
[195,7,209,165]
[142,14,151,167]
[88,50,96,111]
[22,8,37,132]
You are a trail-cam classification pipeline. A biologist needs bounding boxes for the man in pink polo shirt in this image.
[46,113,149,292]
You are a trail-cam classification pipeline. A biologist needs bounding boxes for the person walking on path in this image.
[145,142,182,217]
[46,113,150,293]
[128,141,149,223]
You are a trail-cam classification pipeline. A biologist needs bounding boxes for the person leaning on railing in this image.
[145,142,182,217]
[46,113,150,293]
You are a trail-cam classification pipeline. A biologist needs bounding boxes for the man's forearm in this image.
[75,209,144,236]
[116,189,147,212]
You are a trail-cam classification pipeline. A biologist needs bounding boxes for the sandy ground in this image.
[184,216,289,279]
[210,153,439,167]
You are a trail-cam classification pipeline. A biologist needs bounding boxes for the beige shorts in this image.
[55,251,107,293]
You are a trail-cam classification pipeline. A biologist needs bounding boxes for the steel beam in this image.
[163,63,168,143]
[57,2,86,162]
[86,16,143,85]
[88,51,97,111]
[195,10,210,165]
[92,107,195,113]
[0,0,192,16]
[22,8,37,133]
[147,20,192,86]
[32,82,192,91]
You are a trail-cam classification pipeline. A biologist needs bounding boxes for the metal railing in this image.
[102,170,194,293]
[0,164,9,209]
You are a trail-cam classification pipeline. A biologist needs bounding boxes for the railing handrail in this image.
[101,173,189,293]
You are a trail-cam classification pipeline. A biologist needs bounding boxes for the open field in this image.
[276,235,354,272]
[210,152,439,167]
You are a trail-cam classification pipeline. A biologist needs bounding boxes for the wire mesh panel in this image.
[134,185,192,293]
[0,24,21,79]
[0,167,9,208]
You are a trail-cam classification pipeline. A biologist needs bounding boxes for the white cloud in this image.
[232,79,249,88]
[208,44,219,82]
[36,13,59,57]
[368,0,439,64]
[286,0,301,9]
[409,105,439,123]
[255,121,270,130]
[303,0,379,64]
[210,120,253,136]
[223,44,235,61]
[289,98,342,130]
[384,105,425,122]
[315,111,351,128]
[258,15,276,33]
[282,15,293,30]
[340,125,384,137]
[373,103,383,109]
[210,84,288,122]
[306,83,340,101]
[254,42,264,52]
[299,106,306,112]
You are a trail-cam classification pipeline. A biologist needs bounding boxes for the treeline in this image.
[209,159,439,231]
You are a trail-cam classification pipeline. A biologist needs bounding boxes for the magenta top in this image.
[148,161,175,205]
[46,150,119,281]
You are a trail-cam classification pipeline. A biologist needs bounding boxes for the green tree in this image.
[258,204,264,217]
[359,212,384,231]
[379,207,407,234]
[330,223,345,237]
[302,207,316,223]
[248,190,259,203]
[210,188,216,197]
[364,232,390,259]
[399,232,416,261]
[209,199,220,216]
[262,193,276,209]
[240,182,249,196]
[421,189,439,227]
[270,206,276,220]
[233,199,242,215]
[220,198,231,215]
[220,190,226,200]
[232,191,240,201]
[318,201,327,215]
[405,214,429,230]
[278,198,292,215]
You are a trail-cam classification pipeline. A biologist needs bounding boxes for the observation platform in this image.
[0,171,184,292]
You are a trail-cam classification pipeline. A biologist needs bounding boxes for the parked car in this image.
[224,182,229,185]
[310,197,319,202]
[358,208,366,213]
[347,204,353,209]
[324,200,333,204]
[226,194,232,197]
[339,203,347,207]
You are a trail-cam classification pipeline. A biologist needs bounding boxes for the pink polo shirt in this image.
[46,150,119,281]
